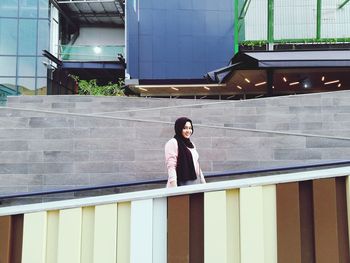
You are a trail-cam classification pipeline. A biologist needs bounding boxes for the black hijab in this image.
[174,117,197,183]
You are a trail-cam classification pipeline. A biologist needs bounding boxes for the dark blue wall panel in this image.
[126,0,234,80]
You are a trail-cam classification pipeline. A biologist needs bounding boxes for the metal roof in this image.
[206,50,350,84]
[231,50,350,69]
[56,0,124,27]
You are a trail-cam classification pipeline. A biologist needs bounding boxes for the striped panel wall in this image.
[1,176,350,262]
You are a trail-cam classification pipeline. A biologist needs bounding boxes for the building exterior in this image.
[0,0,50,96]
[0,0,350,98]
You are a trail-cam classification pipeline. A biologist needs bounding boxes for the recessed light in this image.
[244,78,250,83]
[321,76,325,81]
[289,81,300,86]
[254,81,267,86]
[237,85,242,90]
[324,80,340,85]
[283,77,287,82]
[338,83,342,88]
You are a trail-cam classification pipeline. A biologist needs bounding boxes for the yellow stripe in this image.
[240,185,277,263]
[81,207,95,263]
[57,208,82,263]
[227,189,240,262]
[93,204,118,263]
[263,185,277,263]
[117,202,131,263]
[46,211,59,263]
[204,191,227,262]
[22,212,47,263]
[240,186,265,263]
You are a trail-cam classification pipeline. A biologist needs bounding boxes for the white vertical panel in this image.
[93,204,118,263]
[152,198,167,263]
[117,202,131,263]
[263,185,277,263]
[46,211,59,263]
[240,186,265,263]
[22,212,47,263]
[204,191,227,263]
[57,208,82,263]
[130,199,153,263]
[81,207,95,263]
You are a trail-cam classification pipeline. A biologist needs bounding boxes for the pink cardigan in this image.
[165,138,206,187]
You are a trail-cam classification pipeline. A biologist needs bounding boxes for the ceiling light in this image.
[321,76,325,81]
[289,81,300,86]
[324,80,340,85]
[272,86,275,89]
[254,81,267,87]
[171,87,179,91]
[237,85,242,90]
[93,46,102,54]
[203,86,210,90]
[338,83,342,88]
[244,78,250,83]
[283,77,287,82]
[302,78,312,89]
[138,87,148,92]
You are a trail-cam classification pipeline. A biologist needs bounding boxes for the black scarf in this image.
[174,117,197,183]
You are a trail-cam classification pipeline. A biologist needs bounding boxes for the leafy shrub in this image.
[72,76,125,96]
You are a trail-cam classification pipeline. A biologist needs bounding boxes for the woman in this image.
[165,117,206,187]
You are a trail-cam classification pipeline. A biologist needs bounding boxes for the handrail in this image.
[1,160,350,200]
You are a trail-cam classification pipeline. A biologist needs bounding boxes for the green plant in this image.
[71,76,125,96]
[241,40,268,47]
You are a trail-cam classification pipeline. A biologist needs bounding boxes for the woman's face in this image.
[182,121,193,139]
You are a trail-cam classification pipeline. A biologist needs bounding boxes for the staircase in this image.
[1,92,350,196]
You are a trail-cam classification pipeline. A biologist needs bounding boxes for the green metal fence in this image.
[234,0,350,53]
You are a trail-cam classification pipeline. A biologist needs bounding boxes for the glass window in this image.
[18,56,36,76]
[18,77,35,95]
[0,56,17,76]
[18,19,37,55]
[0,78,17,95]
[0,19,18,55]
[39,0,49,18]
[19,0,38,18]
[36,77,47,94]
[37,57,48,77]
[38,20,49,54]
[0,0,18,18]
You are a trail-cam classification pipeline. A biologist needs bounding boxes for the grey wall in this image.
[2,91,350,195]
[126,0,234,79]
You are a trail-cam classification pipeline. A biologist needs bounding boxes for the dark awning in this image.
[208,50,350,83]
[232,50,350,69]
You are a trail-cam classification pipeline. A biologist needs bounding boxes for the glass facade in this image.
[0,0,49,95]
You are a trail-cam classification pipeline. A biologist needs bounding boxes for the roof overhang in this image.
[128,83,228,97]
[232,50,350,69]
[204,50,350,98]
[207,50,350,84]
